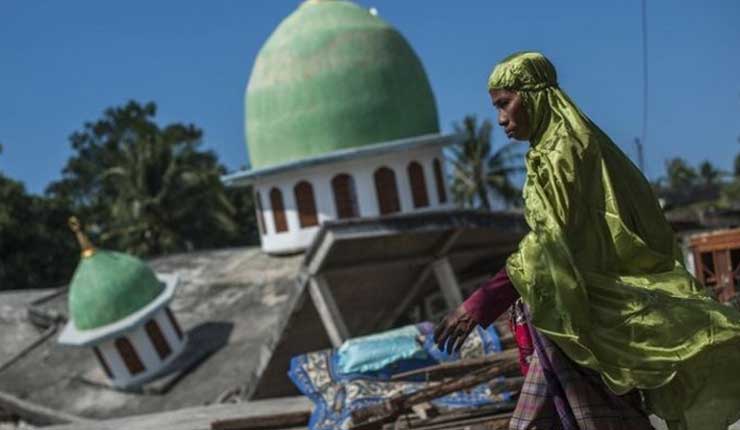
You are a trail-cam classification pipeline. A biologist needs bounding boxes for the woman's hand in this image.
[434,304,477,354]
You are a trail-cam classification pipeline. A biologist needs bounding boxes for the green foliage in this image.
[449,115,524,209]
[1,101,259,290]
[0,174,77,290]
[698,160,723,186]
[664,157,698,189]
[720,180,740,208]
[226,186,260,247]
[658,156,740,210]
[47,101,252,256]
[720,152,740,208]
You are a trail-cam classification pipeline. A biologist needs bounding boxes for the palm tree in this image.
[664,157,698,190]
[487,136,526,208]
[449,115,525,210]
[48,101,242,256]
[698,160,723,186]
[99,124,237,256]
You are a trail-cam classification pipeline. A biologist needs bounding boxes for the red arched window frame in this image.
[145,319,172,360]
[294,181,319,228]
[374,167,401,215]
[407,161,429,208]
[433,158,447,204]
[331,174,359,219]
[269,188,288,233]
[115,337,146,375]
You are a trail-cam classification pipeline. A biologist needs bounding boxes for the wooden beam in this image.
[388,409,512,430]
[431,258,463,309]
[308,275,349,347]
[44,396,313,430]
[210,410,310,430]
[390,349,519,381]
[689,228,740,251]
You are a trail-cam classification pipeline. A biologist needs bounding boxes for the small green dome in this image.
[245,0,439,169]
[68,250,164,330]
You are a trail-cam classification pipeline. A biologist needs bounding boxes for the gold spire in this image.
[68,217,96,258]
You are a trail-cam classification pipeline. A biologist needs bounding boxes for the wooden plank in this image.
[308,274,349,347]
[387,411,512,430]
[211,410,310,430]
[689,228,740,251]
[43,396,312,430]
[488,376,524,395]
[387,406,514,430]
[390,350,519,381]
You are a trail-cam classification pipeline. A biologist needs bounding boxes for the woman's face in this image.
[489,89,531,141]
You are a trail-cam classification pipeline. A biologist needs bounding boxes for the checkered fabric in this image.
[508,307,654,430]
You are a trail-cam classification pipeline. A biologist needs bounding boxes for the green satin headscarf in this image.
[490,52,740,429]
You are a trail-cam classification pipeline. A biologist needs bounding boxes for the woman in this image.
[435,52,740,430]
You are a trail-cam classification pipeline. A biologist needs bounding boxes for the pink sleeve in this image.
[462,266,519,327]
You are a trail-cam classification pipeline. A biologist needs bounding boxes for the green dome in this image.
[68,250,164,330]
[245,0,439,169]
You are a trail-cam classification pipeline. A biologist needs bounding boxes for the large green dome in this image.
[68,250,164,330]
[245,0,439,169]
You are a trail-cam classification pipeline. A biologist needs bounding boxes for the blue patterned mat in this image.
[288,322,512,430]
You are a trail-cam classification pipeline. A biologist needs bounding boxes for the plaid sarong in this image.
[508,302,654,430]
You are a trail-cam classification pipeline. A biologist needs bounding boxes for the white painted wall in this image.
[94,306,187,389]
[254,145,453,254]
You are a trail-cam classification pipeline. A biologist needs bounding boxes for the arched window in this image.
[374,167,401,215]
[254,190,266,235]
[93,346,113,378]
[165,307,182,340]
[145,319,172,360]
[433,158,447,204]
[269,187,288,233]
[115,337,145,375]
[294,181,319,228]
[331,174,359,219]
[407,161,429,208]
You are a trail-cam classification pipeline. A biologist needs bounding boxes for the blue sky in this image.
[1,1,738,194]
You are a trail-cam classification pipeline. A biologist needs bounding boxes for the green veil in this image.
[489,52,740,429]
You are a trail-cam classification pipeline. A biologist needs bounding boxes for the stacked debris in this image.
[209,317,521,430]
[349,350,520,430]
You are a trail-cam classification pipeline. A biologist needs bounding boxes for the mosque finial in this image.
[68,217,96,258]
